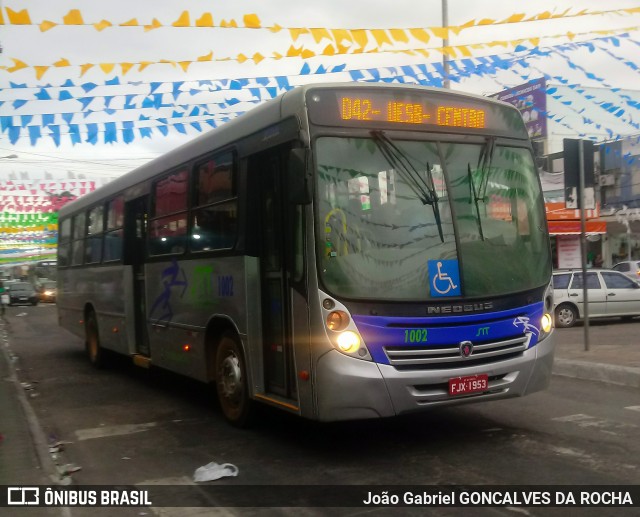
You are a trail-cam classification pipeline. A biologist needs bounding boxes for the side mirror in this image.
[287,148,312,205]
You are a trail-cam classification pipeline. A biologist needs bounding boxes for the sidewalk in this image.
[552,321,640,388]
[0,317,57,487]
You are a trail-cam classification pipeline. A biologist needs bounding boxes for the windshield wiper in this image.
[468,163,485,241]
[477,136,496,201]
[370,130,444,242]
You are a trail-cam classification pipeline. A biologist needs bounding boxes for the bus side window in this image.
[191,152,237,252]
[149,169,188,256]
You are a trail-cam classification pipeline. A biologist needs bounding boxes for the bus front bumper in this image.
[315,333,555,422]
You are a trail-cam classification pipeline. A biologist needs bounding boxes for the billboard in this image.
[490,78,547,139]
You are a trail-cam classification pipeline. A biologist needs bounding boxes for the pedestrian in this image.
[0,281,6,316]
[594,254,603,268]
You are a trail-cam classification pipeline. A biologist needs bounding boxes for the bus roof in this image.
[58,82,522,218]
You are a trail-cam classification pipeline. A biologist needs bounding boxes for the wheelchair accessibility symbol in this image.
[428,260,461,297]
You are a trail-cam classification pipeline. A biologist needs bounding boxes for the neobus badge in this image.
[459,341,474,358]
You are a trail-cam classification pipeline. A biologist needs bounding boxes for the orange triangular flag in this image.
[196,13,214,27]
[173,11,190,27]
[40,21,57,32]
[63,9,84,25]
[6,8,31,24]
[243,14,261,28]
[93,20,112,31]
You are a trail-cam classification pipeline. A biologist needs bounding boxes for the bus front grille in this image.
[383,335,530,371]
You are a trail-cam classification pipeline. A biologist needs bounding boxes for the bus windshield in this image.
[316,136,550,300]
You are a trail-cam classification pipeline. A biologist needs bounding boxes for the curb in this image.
[553,358,640,389]
[0,319,63,486]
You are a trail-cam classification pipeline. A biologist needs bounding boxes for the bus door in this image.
[124,196,150,356]
[249,146,307,400]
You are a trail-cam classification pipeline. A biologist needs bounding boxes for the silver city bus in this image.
[57,83,555,426]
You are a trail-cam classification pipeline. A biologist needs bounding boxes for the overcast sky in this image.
[1,0,639,178]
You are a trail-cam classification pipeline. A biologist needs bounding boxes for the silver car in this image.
[552,269,640,328]
[612,260,640,281]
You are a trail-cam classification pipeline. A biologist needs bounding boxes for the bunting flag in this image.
[3,23,640,79]
[3,6,639,37]
[2,34,639,147]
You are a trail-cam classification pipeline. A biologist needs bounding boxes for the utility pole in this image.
[442,0,450,89]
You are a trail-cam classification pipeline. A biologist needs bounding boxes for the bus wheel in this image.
[215,332,253,427]
[555,304,577,328]
[85,313,107,368]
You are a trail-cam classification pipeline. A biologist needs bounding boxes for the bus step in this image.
[132,355,151,368]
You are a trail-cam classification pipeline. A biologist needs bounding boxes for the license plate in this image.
[19,297,27,301]
[449,374,488,396]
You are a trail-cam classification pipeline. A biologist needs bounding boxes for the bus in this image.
[57,83,555,426]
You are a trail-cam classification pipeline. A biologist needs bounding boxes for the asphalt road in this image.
[4,304,640,516]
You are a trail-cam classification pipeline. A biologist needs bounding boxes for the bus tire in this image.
[215,332,253,427]
[85,312,108,368]
[555,303,578,328]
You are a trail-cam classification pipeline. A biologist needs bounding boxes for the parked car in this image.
[36,280,57,303]
[7,282,39,306]
[552,269,640,328]
[611,260,640,281]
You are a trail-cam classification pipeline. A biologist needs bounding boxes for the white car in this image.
[552,269,640,328]
[612,260,640,281]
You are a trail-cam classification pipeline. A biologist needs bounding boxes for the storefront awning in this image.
[548,220,607,235]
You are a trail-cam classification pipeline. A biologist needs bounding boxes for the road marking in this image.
[625,406,640,412]
[75,422,157,441]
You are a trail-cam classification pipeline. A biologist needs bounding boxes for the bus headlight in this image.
[538,312,553,342]
[326,311,349,331]
[336,331,360,353]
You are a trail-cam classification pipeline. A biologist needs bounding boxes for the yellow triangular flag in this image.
[178,61,191,72]
[6,8,31,24]
[54,58,70,67]
[80,64,94,76]
[476,18,495,26]
[310,28,331,43]
[243,14,261,28]
[351,29,368,49]
[506,13,526,23]
[34,66,49,79]
[331,29,352,45]
[390,29,409,43]
[120,18,139,27]
[139,62,152,72]
[269,23,282,33]
[301,49,316,59]
[237,53,248,63]
[63,9,84,25]
[371,29,392,47]
[409,28,430,43]
[196,13,214,27]
[40,20,57,32]
[100,63,115,73]
[144,18,162,32]
[289,28,307,41]
[431,27,449,39]
[322,44,336,56]
[536,11,552,20]
[173,11,190,27]
[121,63,135,75]
[286,45,303,57]
[93,20,112,31]
[253,53,265,64]
[197,51,213,62]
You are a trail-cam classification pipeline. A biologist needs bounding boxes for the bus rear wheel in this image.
[85,313,107,368]
[215,332,253,427]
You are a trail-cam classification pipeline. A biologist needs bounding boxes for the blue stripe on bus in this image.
[352,302,545,365]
